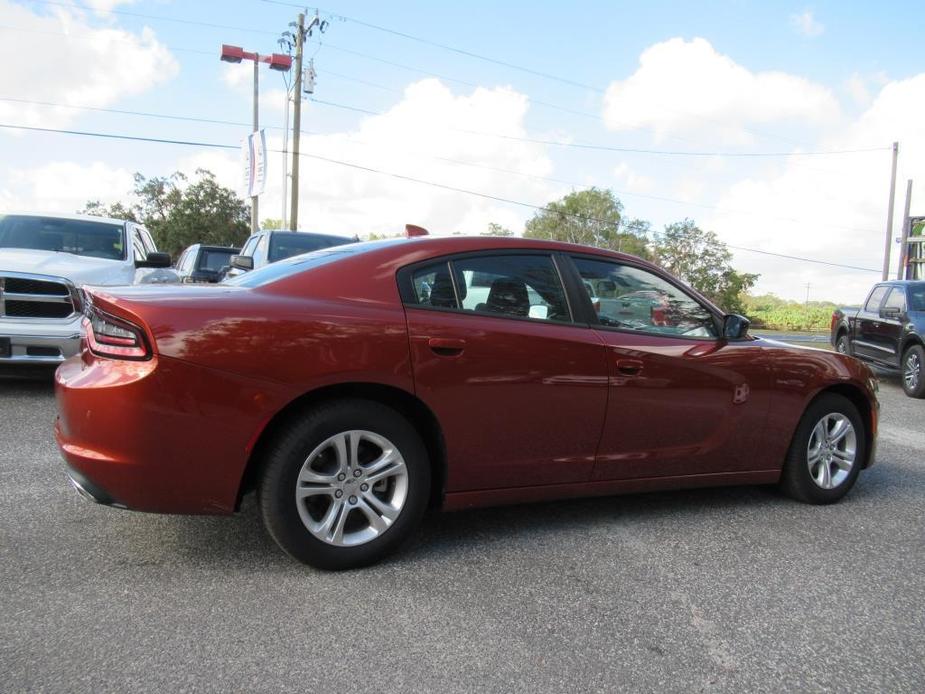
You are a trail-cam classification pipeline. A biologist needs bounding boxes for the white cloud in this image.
[602,38,840,144]
[84,0,136,13]
[790,10,825,38]
[705,73,925,302]
[0,0,178,129]
[1,161,135,212]
[613,163,655,194]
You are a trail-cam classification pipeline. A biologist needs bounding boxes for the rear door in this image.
[854,285,890,362]
[567,255,772,480]
[401,252,609,492]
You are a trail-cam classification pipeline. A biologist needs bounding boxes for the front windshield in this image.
[0,215,125,260]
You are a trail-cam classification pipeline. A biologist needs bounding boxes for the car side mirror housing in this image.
[231,255,254,271]
[881,306,901,319]
[723,314,750,340]
[135,251,171,268]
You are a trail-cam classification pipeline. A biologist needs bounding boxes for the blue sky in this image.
[2,0,924,301]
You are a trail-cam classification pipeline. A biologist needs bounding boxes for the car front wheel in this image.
[902,344,925,398]
[259,399,431,570]
[836,334,851,356]
[779,393,865,504]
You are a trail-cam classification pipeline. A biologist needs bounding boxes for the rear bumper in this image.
[54,351,295,515]
[0,315,81,364]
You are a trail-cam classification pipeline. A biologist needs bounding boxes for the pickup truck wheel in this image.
[835,334,852,356]
[902,344,925,398]
[258,399,431,570]
[779,393,865,504]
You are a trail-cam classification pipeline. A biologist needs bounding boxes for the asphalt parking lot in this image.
[1,370,923,693]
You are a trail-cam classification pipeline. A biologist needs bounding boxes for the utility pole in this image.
[281,89,290,228]
[252,56,259,233]
[288,11,323,231]
[881,141,899,280]
[289,12,305,231]
[805,283,811,305]
[897,179,914,280]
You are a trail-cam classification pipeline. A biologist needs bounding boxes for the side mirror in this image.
[881,306,901,319]
[231,255,254,271]
[723,314,750,340]
[135,251,171,268]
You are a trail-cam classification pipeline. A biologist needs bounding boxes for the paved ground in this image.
[1,369,923,693]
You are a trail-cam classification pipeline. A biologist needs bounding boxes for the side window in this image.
[453,254,570,322]
[864,286,888,312]
[180,249,196,273]
[407,261,457,308]
[239,236,259,258]
[573,257,718,338]
[131,231,147,262]
[139,228,157,255]
[175,249,188,271]
[253,234,270,265]
[883,287,906,312]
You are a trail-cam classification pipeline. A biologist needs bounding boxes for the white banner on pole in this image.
[240,130,267,198]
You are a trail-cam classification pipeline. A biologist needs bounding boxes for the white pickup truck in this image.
[0,212,178,365]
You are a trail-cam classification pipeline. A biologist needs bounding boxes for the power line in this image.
[0,121,882,274]
[27,0,281,35]
[309,98,888,158]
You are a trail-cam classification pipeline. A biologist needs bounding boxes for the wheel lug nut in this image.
[337,473,346,481]
[334,490,343,498]
[360,483,369,492]
[349,495,357,504]
[353,469,362,477]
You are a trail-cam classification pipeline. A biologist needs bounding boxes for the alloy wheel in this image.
[294,430,408,547]
[806,413,856,490]
[905,352,921,391]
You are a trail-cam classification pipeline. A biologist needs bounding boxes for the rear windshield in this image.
[224,239,400,288]
[0,215,125,260]
[199,248,237,272]
[268,232,355,262]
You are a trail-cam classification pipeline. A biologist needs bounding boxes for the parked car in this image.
[830,280,925,398]
[56,237,879,569]
[0,212,176,365]
[224,230,356,279]
[175,244,240,283]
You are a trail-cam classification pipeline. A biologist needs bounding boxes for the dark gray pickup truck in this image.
[831,280,925,398]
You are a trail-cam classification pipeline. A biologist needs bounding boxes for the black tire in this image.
[901,344,925,398]
[835,333,852,356]
[779,393,866,504]
[258,399,431,570]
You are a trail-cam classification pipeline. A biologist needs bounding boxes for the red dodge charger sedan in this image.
[55,236,879,569]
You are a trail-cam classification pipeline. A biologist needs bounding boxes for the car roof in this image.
[267,230,356,240]
[1,211,131,226]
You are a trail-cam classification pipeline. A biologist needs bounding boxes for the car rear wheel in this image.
[901,344,925,398]
[835,333,852,356]
[779,393,865,504]
[258,399,431,570]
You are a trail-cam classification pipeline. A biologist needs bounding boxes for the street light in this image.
[219,44,292,232]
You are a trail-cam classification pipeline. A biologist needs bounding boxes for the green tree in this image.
[79,200,138,222]
[481,222,515,237]
[652,219,757,313]
[261,218,284,231]
[523,188,651,258]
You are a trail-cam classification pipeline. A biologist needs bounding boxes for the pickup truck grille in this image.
[0,274,76,319]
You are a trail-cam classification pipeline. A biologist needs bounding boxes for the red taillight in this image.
[83,311,151,360]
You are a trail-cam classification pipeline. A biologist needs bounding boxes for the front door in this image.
[854,285,889,362]
[401,252,609,492]
[567,255,772,481]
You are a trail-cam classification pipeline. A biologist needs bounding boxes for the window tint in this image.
[407,261,457,308]
[573,257,718,338]
[452,255,570,322]
[269,233,354,262]
[910,285,925,311]
[883,287,906,312]
[864,286,888,312]
[199,249,237,272]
